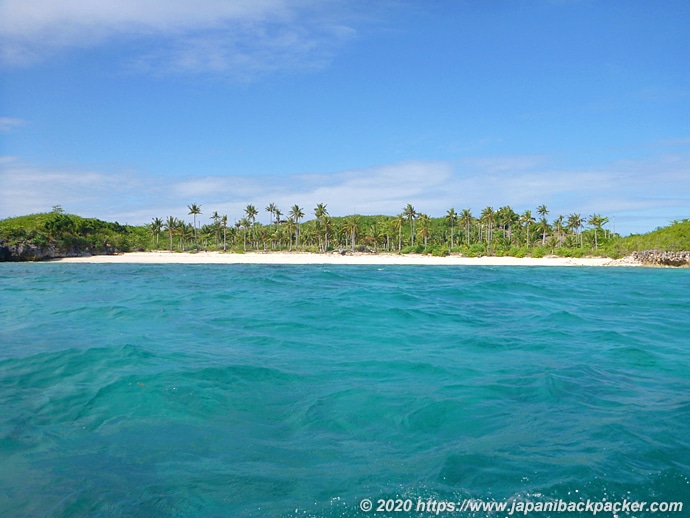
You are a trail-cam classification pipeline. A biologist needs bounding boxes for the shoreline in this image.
[49,251,643,267]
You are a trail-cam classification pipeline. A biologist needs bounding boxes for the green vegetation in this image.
[1,203,688,261]
[602,219,690,257]
[0,207,149,259]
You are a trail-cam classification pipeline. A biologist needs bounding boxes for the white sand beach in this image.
[53,251,635,266]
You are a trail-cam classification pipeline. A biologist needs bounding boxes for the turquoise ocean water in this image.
[0,264,689,517]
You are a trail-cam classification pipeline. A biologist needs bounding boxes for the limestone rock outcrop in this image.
[0,241,116,262]
[628,250,690,267]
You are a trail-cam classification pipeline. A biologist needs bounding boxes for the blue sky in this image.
[1,0,689,235]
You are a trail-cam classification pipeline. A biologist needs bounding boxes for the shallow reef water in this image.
[1,264,688,516]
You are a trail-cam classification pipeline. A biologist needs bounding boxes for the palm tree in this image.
[285,217,296,251]
[368,221,383,252]
[188,203,201,243]
[322,215,332,252]
[480,206,495,252]
[199,224,213,250]
[314,203,329,251]
[239,216,251,251]
[403,204,417,246]
[536,205,549,246]
[380,217,392,252]
[553,215,565,247]
[150,217,163,246]
[497,206,518,243]
[265,203,278,226]
[537,217,550,246]
[392,214,404,253]
[164,216,177,251]
[460,209,473,246]
[445,208,457,249]
[256,224,269,251]
[179,223,193,250]
[547,235,559,254]
[271,226,282,251]
[245,204,258,225]
[495,207,507,241]
[243,205,258,249]
[343,215,359,252]
[417,213,432,249]
[587,214,608,251]
[568,213,584,248]
[314,203,327,220]
[210,211,220,246]
[221,215,228,252]
[289,205,305,248]
[520,210,535,247]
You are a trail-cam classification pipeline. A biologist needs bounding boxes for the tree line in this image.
[150,202,615,257]
[4,206,688,261]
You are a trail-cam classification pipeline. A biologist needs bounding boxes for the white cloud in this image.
[168,161,453,222]
[0,0,360,76]
[0,117,26,132]
[453,153,690,233]
[1,152,689,235]
[0,156,133,218]
[0,158,452,224]
[0,0,289,39]
[462,155,548,174]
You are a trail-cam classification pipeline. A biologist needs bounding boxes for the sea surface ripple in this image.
[0,264,689,517]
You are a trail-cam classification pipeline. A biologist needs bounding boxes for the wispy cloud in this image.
[168,161,453,221]
[0,0,291,46]
[0,156,133,218]
[2,152,689,234]
[0,117,26,132]
[0,0,361,77]
[129,22,355,78]
[0,158,452,224]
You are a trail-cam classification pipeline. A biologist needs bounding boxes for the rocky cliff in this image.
[0,241,117,262]
[628,250,690,267]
